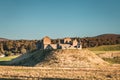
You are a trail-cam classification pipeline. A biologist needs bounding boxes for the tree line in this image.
[0,34,120,56]
[0,40,37,56]
[52,34,120,48]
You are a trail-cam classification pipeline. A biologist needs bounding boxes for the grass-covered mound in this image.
[9,49,109,68]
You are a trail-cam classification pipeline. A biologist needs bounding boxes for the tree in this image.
[4,41,13,51]
[21,48,27,54]
[27,43,36,52]
[0,43,4,53]
[5,51,12,56]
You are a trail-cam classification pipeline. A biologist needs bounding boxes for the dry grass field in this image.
[0,47,120,80]
[0,65,120,80]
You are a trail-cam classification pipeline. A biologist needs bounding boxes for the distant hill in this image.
[0,38,9,41]
[96,34,120,38]
[80,34,120,48]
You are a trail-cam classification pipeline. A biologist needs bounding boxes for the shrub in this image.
[4,51,13,56]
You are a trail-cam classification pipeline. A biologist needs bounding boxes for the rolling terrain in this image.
[0,34,120,80]
[8,49,109,68]
[0,49,120,80]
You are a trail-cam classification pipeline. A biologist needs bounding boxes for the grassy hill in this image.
[0,45,119,66]
[0,49,119,80]
[88,45,120,64]
[88,44,120,51]
[7,49,109,68]
[96,34,120,38]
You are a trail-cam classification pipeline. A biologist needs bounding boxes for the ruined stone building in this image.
[37,36,82,50]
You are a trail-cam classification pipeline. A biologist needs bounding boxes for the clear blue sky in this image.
[0,0,120,40]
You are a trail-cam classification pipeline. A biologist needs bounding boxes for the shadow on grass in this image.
[0,61,11,66]
[0,49,54,66]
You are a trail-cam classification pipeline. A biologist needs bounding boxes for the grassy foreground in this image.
[0,45,120,79]
[0,65,120,80]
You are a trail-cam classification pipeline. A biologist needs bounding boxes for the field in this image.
[0,45,120,80]
[88,44,120,51]
[88,45,120,64]
[0,65,120,80]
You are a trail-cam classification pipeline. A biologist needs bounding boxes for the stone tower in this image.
[42,36,51,49]
[72,39,78,46]
[43,36,51,44]
[64,37,71,44]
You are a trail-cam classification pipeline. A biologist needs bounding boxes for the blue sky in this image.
[0,0,120,40]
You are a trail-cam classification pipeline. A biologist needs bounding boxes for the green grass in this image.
[0,55,19,61]
[88,44,120,51]
[103,57,120,64]
[88,45,120,64]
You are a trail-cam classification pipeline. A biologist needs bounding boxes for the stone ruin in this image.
[37,36,82,50]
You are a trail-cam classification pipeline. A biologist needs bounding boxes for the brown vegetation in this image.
[0,65,120,80]
[36,49,109,68]
[79,34,120,48]
[0,40,37,56]
[6,49,109,68]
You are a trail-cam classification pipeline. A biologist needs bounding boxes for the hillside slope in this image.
[9,49,109,68]
[96,34,120,38]
[0,38,9,41]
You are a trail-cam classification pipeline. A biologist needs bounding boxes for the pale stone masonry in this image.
[37,36,82,50]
